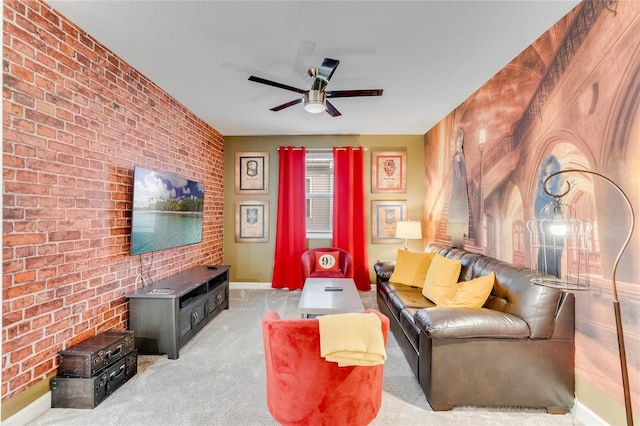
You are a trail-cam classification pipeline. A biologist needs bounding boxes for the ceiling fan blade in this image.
[270,98,303,112]
[327,89,383,98]
[325,101,342,117]
[248,76,305,94]
[318,58,340,81]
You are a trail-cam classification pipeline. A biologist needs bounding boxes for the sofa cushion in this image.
[439,272,495,309]
[386,281,418,293]
[388,290,434,324]
[444,249,481,282]
[414,307,530,338]
[376,279,420,308]
[471,256,562,339]
[392,288,435,309]
[314,251,340,273]
[422,254,461,304]
[389,250,434,287]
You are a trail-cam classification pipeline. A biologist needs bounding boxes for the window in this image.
[305,153,333,238]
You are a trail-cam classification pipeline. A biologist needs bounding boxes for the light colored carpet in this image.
[29,288,581,425]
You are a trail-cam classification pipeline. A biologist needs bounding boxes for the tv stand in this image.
[126,265,229,359]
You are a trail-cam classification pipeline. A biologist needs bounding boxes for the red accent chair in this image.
[262,309,389,426]
[301,247,353,282]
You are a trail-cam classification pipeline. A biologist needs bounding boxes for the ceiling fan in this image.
[248,58,383,117]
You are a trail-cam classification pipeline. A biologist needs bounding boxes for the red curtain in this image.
[272,146,307,290]
[333,147,371,290]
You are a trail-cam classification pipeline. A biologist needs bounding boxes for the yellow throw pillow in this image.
[439,272,495,308]
[389,250,435,287]
[422,254,461,304]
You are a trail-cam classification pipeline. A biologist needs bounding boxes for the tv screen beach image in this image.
[131,167,204,255]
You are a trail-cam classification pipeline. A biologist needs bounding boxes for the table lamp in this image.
[395,220,422,250]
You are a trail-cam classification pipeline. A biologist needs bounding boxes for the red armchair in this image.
[262,309,389,426]
[301,247,353,282]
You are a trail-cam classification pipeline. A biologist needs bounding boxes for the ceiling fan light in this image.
[304,102,325,114]
[304,90,326,114]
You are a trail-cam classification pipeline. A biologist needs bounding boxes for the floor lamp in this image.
[527,169,635,426]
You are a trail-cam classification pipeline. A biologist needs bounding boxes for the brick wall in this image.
[2,0,224,409]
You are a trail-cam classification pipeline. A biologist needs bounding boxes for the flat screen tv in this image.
[130,166,204,255]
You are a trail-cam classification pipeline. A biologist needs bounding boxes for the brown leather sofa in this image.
[374,243,575,413]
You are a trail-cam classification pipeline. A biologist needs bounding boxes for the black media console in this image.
[125,265,230,359]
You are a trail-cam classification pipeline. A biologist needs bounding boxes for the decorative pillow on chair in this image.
[422,254,461,304]
[314,251,341,273]
[389,250,434,287]
[438,272,495,308]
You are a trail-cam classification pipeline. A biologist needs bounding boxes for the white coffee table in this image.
[297,277,365,318]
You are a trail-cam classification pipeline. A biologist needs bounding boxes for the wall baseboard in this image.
[3,392,50,426]
[229,282,378,291]
[6,393,608,426]
[229,281,272,289]
[574,400,610,426]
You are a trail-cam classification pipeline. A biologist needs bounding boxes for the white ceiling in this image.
[46,1,580,136]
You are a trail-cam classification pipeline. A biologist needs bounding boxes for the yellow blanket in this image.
[318,312,387,367]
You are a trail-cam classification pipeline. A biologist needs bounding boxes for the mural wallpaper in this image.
[424,1,639,423]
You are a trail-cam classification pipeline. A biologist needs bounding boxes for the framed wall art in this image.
[235,200,269,243]
[371,151,407,194]
[371,200,407,244]
[235,151,269,194]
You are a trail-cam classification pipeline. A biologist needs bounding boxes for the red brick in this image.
[9,371,32,392]
[13,270,36,283]
[3,259,24,274]
[10,346,33,364]
[4,233,46,246]
[10,294,35,310]
[3,154,26,169]
[48,231,81,242]
[4,181,50,196]
[2,330,42,353]
[24,299,62,317]
[3,208,24,220]
[31,316,53,334]
[15,245,36,258]
[2,311,23,327]
[33,359,55,378]
[24,254,64,269]
[34,290,54,304]
[37,266,57,280]
[15,170,37,182]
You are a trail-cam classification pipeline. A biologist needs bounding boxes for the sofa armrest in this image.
[414,307,530,339]
[374,261,396,281]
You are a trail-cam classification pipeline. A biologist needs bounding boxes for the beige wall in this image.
[224,135,424,284]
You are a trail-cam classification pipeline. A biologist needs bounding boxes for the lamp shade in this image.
[395,221,422,240]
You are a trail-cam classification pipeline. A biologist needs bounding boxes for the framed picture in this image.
[235,151,269,194]
[371,200,407,244]
[371,151,407,194]
[235,200,269,243]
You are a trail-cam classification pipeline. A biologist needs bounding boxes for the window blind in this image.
[305,153,333,235]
